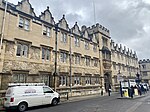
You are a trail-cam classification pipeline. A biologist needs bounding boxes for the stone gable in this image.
[16,0,36,16]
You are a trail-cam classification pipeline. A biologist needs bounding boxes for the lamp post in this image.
[117,70,123,97]
[135,72,141,84]
[53,23,58,91]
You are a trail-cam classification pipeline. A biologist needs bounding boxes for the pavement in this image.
[0,92,147,111]
[117,94,147,99]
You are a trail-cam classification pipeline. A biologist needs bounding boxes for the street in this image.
[26,92,150,112]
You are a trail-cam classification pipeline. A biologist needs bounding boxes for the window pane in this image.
[24,19,29,30]
[46,50,50,60]
[19,17,24,28]
[42,75,49,85]
[16,44,22,56]
[42,48,45,59]
[43,26,47,35]
[13,75,18,83]
[20,74,25,82]
[60,53,63,62]
[47,27,50,37]
[22,45,28,57]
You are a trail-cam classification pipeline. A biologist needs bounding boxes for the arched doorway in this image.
[104,73,112,92]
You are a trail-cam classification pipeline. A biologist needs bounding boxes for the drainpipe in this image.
[69,30,72,96]
[0,0,8,54]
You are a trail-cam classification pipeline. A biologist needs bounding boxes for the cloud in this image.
[8,0,150,59]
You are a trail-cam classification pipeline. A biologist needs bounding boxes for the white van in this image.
[4,83,60,112]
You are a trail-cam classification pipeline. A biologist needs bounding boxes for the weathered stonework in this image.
[0,0,139,97]
[30,46,40,60]
[5,42,15,57]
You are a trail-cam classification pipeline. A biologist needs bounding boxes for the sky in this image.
[8,0,150,60]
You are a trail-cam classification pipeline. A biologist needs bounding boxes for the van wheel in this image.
[18,102,27,112]
[51,98,58,106]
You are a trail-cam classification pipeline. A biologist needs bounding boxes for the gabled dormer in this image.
[16,0,36,17]
[71,22,81,36]
[58,15,69,31]
[39,6,55,25]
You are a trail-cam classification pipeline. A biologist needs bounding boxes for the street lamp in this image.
[53,23,58,91]
[135,72,141,84]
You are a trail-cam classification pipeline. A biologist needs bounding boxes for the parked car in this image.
[141,83,149,91]
[4,83,60,112]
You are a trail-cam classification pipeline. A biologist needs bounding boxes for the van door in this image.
[42,87,54,105]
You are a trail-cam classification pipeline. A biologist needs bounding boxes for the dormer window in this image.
[43,26,51,37]
[19,16,30,30]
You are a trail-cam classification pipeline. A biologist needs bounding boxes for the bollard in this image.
[101,90,103,96]
[67,92,69,100]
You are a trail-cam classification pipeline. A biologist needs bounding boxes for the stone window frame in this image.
[59,75,67,86]
[85,56,91,66]
[41,74,50,86]
[73,75,81,86]
[42,47,51,61]
[18,16,30,31]
[85,75,91,85]
[16,41,30,58]
[74,36,80,47]
[12,70,28,83]
[60,51,68,63]
[74,53,81,65]
[93,58,98,67]
[43,25,51,37]
[94,75,100,85]
[61,32,67,43]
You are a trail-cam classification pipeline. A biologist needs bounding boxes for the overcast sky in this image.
[8,0,150,60]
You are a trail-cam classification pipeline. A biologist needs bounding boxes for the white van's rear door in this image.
[4,87,13,107]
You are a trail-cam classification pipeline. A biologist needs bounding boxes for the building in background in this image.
[0,0,139,95]
[111,41,139,90]
[139,59,150,84]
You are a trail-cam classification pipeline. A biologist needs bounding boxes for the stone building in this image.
[111,40,139,90]
[139,59,150,84]
[0,0,139,95]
